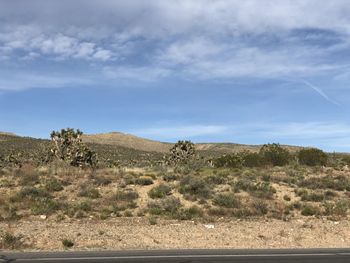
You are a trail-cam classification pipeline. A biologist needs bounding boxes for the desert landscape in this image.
[1,129,350,251]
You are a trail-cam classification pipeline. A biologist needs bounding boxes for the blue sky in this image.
[1,0,350,151]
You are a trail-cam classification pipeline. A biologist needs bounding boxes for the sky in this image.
[1,0,350,152]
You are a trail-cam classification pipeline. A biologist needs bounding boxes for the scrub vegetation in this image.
[1,128,350,250]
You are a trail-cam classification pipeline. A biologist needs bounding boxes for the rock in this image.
[40,215,47,220]
[204,224,215,229]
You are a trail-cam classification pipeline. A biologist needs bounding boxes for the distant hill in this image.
[0,131,17,137]
[82,132,172,153]
[82,132,303,154]
[0,131,304,155]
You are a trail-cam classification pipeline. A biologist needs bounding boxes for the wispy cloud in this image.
[278,78,340,106]
[0,71,93,91]
[0,0,350,85]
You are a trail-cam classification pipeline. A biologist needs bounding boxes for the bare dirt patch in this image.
[1,217,349,251]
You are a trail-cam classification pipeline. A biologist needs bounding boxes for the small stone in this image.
[40,215,47,220]
[204,224,215,229]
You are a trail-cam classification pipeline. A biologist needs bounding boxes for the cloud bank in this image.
[0,0,350,87]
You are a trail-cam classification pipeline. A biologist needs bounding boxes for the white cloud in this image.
[103,66,171,82]
[0,27,115,61]
[1,0,350,89]
[0,72,93,91]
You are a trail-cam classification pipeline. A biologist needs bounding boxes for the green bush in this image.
[179,176,212,199]
[253,200,268,215]
[0,232,24,249]
[324,200,348,217]
[240,151,262,167]
[147,196,182,216]
[298,175,350,191]
[78,185,100,199]
[301,204,321,216]
[15,186,50,200]
[213,193,241,208]
[300,191,325,202]
[232,178,255,192]
[249,182,276,199]
[44,178,64,192]
[30,198,61,215]
[213,154,243,168]
[259,143,290,166]
[62,239,74,248]
[135,176,154,185]
[283,195,291,201]
[114,190,139,201]
[175,206,203,220]
[162,173,178,182]
[298,148,328,166]
[148,184,172,199]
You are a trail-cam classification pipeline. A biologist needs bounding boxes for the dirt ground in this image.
[1,217,349,251]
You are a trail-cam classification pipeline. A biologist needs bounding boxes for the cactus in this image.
[164,140,196,166]
[50,128,97,167]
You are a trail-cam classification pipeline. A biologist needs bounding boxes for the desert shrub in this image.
[147,196,182,216]
[0,204,21,221]
[232,178,255,192]
[44,178,64,192]
[283,195,291,201]
[124,210,133,217]
[148,184,172,199]
[76,201,92,212]
[78,184,100,199]
[252,200,268,215]
[213,193,241,208]
[324,200,349,216]
[162,173,178,182]
[213,154,243,168]
[179,176,212,199]
[249,182,276,199]
[259,143,290,166]
[62,239,74,248]
[148,216,157,225]
[15,186,50,201]
[204,173,228,185]
[324,190,337,199]
[175,206,203,220]
[301,204,321,216]
[208,207,230,217]
[50,128,97,167]
[324,200,348,217]
[164,140,196,166]
[114,190,139,201]
[135,176,154,185]
[30,198,61,215]
[0,232,24,249]
[298,148,328,166]
[300,191,325,202]
[17,167,40,186]
[298,175,350,191]
[240,151,262,167]
[93,176,112,186]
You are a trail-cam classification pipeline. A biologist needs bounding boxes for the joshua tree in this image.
[165,140,196,166]
[50,128,97,167]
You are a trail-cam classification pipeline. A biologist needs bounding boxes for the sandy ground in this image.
[1,217,349,251]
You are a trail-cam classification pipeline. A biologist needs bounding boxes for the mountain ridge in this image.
[0,130,304,154]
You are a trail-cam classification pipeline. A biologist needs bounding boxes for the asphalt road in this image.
[1,249,350,263]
